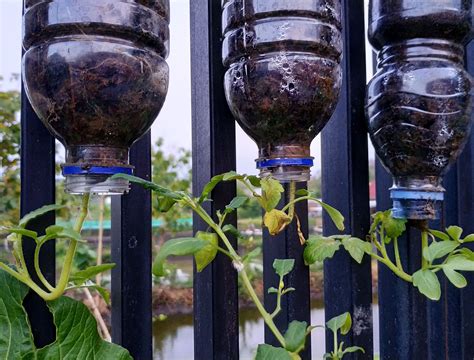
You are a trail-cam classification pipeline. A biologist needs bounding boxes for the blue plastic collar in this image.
[390,189,444,201]
[256,157,314,169]
[62,166,133,176]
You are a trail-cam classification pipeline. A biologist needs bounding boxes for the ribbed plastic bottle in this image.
[367,0,473,219]
[23,0,170,194]
[222,0,342,182]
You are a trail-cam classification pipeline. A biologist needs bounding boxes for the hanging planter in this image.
[222,0,342,182]
[23,0,170,194]
[367,0,473,219]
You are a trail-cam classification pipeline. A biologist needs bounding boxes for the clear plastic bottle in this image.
[222,0,342,182]
[367,0,473,219]
[23,0,170,194]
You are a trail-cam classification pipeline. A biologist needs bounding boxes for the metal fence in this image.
[20,1,474,359]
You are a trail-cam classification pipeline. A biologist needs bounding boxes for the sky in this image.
[0,0,374,177]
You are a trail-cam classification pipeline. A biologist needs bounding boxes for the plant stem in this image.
[270,276,284,318]
[34,239,55,292]
[41,194,90,301]
[240,269,286,347]
[421,230,429,269]
[192,200,287,348]
[393,237,404,272]
[287,181,296,219]
[369,252,412,282]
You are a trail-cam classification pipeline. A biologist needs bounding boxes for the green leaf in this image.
[314,200,345,232]
[443,267,467,289]
[156,195,177,212]
[68,283,112,305]
[295,189,309,197]
[261,178,284,212]
[444,255,474,271]
[264,210,292,236]
[462,234,474,243]
[294,191,344,231]
[112,174,183,201]
[89,284,111,305]
[70,264,116,286]
[0,227,38,240]
[284,321,308,352]
[222,171,245,181]
[243,247,262,264]
[222,224,243,239]
[45,225,84,243]
[225,196,249,212]
[429,230,451,242]
[0,269,35,358]
[194,232,219,272]
[247,175,261,187]
[19,204,65,228]
[198,174,224,203]
[446,226,463,242]
[326,312,352,335]
[341,237,372,264]
[273,259,295,277]
[0,271,131,359]
[413,269,441,301]
[423,241,459,263]
[34,297,131,359]
[268,287,278,294]
[342,346,365,355]
[304,237,341,265]
[153,238,208,276]
[382,212,406,240]
[255,344,292,360]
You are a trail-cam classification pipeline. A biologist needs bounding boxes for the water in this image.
[153,305,379,359]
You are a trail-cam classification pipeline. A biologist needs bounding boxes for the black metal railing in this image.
[19,1,474,359]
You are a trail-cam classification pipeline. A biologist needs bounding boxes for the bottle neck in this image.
[378,39,465,67]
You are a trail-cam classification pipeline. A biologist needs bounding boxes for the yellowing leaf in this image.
[194,232,219,272]
[264,210,292,236]
[261,178,284,212]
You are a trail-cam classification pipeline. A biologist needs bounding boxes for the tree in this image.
[0,86,21,226]
[151,138,192,247]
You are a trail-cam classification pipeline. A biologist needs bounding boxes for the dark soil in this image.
[222,0,342,159]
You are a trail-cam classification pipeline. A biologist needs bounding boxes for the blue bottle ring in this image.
[256,157,314,170]
[62,165,133,176]
[390,189,444,201]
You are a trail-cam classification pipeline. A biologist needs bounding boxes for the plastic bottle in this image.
[367,0,473,219]
[23,0,170,194]
[222,0,342,182]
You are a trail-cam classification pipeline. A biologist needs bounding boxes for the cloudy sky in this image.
[0,0,374,176]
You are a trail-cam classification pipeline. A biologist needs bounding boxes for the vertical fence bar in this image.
[460,39,474,359]
[376,164,429,359]
[111,133,153,359]
[321,0,373,357]
[20,0,56,346]
[427,165,462,360]
[191,1,239,359]
[263,183,311,359]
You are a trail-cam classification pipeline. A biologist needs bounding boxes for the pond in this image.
[153,304,380,359]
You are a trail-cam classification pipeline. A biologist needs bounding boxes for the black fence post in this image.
[191,1,239,359]
[376,163,430,359]
[321,0,373,357]
[20,0,57,346]
[111,133,153,359]
[459,40,474,360]
[427,165,462,360]
[263,183,311,359]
